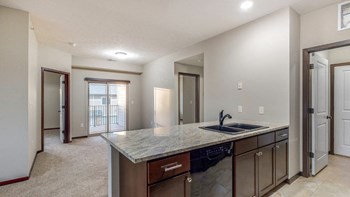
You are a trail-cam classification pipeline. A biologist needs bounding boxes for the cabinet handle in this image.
[162,163,183,172]
[186,177,192,183]
[280,134,288,137]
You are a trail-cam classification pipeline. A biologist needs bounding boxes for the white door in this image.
[59,75,65,142]
[334,65,350,157]
[311,53,329,175]
[154,88,172,127]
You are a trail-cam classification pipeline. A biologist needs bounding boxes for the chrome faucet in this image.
[219,110,232,127]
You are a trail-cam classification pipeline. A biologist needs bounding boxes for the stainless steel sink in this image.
[201,123,268,135]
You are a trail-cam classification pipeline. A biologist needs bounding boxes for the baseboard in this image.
[72,136,88,139]
[0,176,29,186]
[44,127,60,130]
[287,172,302,184]
[0,150,40,187]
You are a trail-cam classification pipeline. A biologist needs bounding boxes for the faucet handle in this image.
[219,110,224,117]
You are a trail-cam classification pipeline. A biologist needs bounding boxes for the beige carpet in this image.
[0,130,108,197]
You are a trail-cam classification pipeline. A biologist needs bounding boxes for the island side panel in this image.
[120,153,147,197]
[109,145,120,197]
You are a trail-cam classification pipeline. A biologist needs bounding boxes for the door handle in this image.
[326,116,332,120]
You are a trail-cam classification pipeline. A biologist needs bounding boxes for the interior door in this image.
[59,75,65,143]
[311,53,329,175]
[154,88,172,127]
[334,65,350,157]
[182,75,196,124]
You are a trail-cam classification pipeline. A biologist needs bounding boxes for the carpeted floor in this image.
[0,130,108,197]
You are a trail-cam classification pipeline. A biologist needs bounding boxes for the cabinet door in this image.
[234,150,258,197]
[258,144,275,196]
[275,140,288,185]
[148,173,191,197]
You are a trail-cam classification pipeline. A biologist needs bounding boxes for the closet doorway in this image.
[87,78,129,134]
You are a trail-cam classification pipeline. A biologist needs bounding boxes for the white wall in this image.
[174,63,204,123]
[0,6,38,181]
[44,72,61,129]
[71,57,143,137]
[142,8,300,178]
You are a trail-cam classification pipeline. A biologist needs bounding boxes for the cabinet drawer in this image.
[234,136,258,155]
[258,132,275,147]
[275,129,288,142]
[148,153,190,184]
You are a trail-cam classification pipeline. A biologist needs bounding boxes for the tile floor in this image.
[271,155,350,197]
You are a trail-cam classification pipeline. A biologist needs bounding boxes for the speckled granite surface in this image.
[100,120,288,163]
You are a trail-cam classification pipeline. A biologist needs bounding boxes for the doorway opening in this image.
[174,53,204,125]
[302,40,350,178]
[86,78,129,134]
[178,73,200,124]
[41,67,70,152]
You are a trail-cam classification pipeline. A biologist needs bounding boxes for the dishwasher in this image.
[190,142,233,197]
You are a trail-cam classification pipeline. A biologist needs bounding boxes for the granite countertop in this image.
[100,120,288,164]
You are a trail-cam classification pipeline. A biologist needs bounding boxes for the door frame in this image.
[177,72,200,124]
[302,40,350,178]
[41,67,70,152]
[329,62,350,154]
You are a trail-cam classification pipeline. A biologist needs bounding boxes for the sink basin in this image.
[200,123,268,135]
[225,123,266,130]
[202,125,245,133]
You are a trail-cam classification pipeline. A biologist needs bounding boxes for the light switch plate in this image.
[238,106,243,113]
[259,106,264,114]
[238,82,243,90]
[80,123,84,128]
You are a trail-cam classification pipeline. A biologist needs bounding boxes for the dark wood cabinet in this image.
[258,144,275,196]
[275,140,288,185]
[233,129,289,197]
[148,173,191,197]
[234,150,258,197]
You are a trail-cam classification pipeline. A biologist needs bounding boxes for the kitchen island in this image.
[101,120,289,197]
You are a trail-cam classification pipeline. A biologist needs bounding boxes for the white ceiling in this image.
[0,0,341,66]
[176,53,204,67]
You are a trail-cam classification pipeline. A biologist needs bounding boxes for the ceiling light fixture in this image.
[68,42,77,47]
[115,51,128,58]
[240,1,253,10]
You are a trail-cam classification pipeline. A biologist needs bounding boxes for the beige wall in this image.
[142,8,300,178]
[44,72,61,129]
[71,57,143,137]
[289,9,301,178]
[37,44,72,144]
[301,3,350,49]
[0,6,38,181]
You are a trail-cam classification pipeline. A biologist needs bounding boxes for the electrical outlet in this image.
[259,106,264,115]
[238,106,243,113]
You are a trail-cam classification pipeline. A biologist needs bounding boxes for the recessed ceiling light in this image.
[115,51,128,58]
[240,1,253,10]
